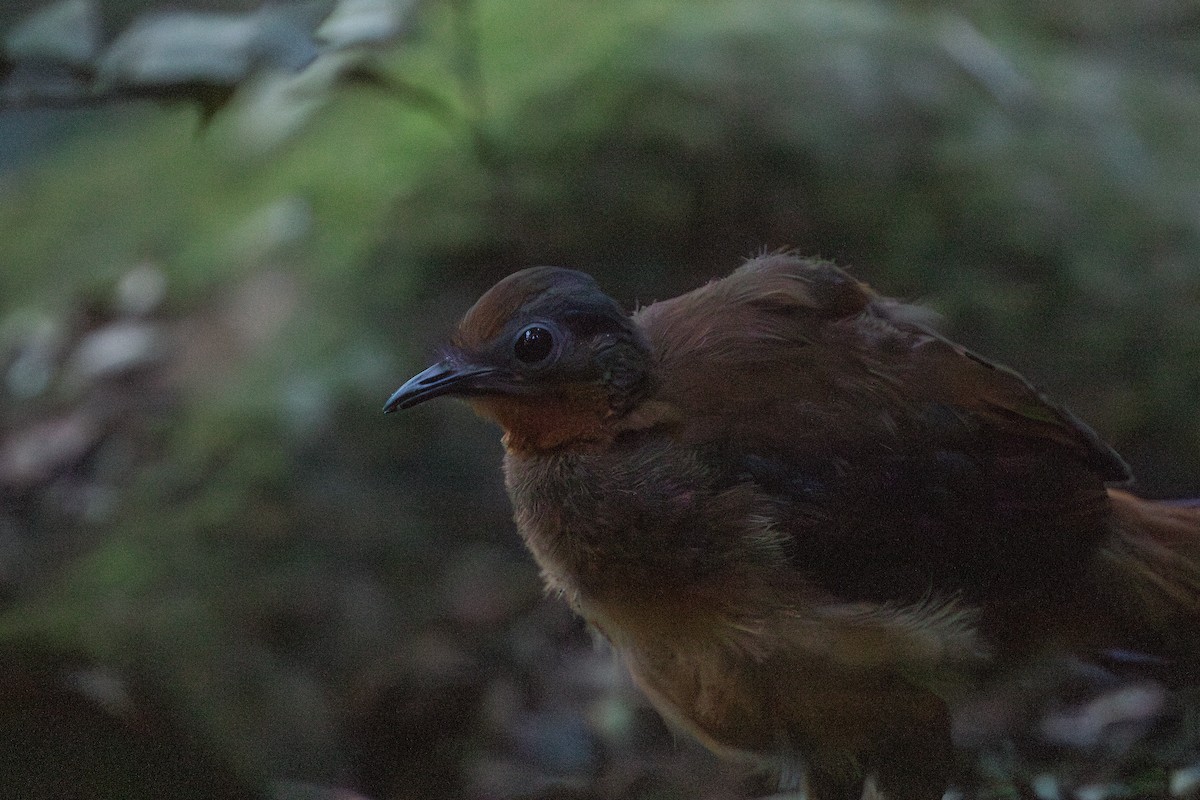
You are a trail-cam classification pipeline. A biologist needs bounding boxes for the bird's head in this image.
[384,267,657,453]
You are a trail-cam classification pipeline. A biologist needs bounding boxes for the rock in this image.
[68,321,163,382]
[0,412,98,487]
[115,264,168,317]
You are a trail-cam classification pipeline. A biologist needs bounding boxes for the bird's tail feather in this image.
[1098,489,1200,676]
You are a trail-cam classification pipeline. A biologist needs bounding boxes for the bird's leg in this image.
[865,695,955,800]
[804,767,867,800]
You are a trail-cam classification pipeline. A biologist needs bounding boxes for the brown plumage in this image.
[384,254,1200,798]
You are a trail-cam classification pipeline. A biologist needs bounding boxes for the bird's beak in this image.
[383,358,500,413]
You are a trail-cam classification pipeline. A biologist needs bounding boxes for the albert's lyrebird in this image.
[386,254,1200,798]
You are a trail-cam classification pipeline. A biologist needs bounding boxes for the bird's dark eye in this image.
[514,325,555,364]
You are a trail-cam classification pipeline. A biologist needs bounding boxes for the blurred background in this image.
[1,0,1199,798]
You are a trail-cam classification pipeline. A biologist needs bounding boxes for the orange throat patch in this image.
[468,392,613,454]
